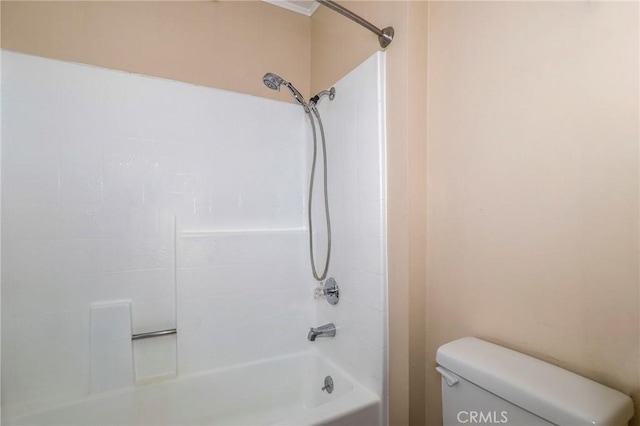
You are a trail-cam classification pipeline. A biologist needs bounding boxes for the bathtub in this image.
[6,351,380,426]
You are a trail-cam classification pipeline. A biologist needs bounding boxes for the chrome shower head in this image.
[262,72,309,112]
[263,73,283,91]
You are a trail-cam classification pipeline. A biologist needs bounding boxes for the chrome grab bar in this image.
[132,328,177,341]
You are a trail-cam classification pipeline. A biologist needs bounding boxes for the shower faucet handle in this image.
[313,278,339,305]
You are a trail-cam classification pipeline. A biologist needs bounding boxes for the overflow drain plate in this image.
[321,376,334,393]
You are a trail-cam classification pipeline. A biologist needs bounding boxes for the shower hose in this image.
[307,107,331,282]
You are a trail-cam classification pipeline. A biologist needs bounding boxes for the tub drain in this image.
[321,375,334,393]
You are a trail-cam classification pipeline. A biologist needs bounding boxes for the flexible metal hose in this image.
[307,107,332,281]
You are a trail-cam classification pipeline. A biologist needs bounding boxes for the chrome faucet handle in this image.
[313,278,339,305]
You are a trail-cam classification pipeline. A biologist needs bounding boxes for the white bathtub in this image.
[6,351,380,426]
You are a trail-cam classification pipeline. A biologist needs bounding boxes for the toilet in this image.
[436,337,634,425]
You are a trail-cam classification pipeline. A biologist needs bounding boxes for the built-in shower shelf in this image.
[180,228,306,238]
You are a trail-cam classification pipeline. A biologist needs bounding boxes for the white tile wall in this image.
[1,49,387,418]
[311,52,388,399]
[1,50,311,409]
[176,229,311,375]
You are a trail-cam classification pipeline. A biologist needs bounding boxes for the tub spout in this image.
[308,323,336,341]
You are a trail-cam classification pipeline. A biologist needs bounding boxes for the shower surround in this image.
[1,50,387,425]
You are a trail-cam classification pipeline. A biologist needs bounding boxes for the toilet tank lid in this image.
[436,337,634,426]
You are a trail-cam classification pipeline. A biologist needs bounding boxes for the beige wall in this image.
[312,2,428,425]
[406,3,427,426]
[426,2,640,425]
[1,1,310,103]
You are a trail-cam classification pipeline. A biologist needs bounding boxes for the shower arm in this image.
[314,0,394,48]
[309,87,335,108]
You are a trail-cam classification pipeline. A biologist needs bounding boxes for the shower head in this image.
[263,73,284,91]
[262,72,309,112]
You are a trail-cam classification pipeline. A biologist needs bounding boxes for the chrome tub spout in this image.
[308,323,336,341]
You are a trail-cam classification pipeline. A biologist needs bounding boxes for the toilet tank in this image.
[436,337,634,426]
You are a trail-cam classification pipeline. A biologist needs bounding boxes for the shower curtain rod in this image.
[314,0,394,48]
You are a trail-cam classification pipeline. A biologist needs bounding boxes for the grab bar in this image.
[132,328,177,341]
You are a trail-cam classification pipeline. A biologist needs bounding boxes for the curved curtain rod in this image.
[314,0,394,48]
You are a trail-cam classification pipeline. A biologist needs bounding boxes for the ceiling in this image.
[262,0,320,16]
